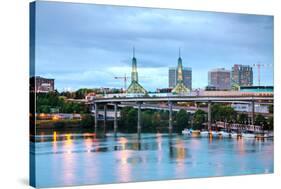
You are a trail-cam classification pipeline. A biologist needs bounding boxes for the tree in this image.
[126,109,138,133]
[74,88,94,99]
[237,113,248,124]
[80,115,95,128]
[268,116,273,130]
[255,114,266,126]
[193,109,206,130]
[36,91,89,114]
[142,110,155,132]
[175,109,189,133]
[119,107,132,131]
[269,105,273,114]
[152,112,161,128]
[211,104,237,123]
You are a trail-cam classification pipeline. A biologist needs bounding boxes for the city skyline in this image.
[34,1,274,91]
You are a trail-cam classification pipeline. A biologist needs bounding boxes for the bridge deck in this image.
[91,95,273,104]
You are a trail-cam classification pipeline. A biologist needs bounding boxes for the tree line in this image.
[117,104,273,133]
[36,91,90,114]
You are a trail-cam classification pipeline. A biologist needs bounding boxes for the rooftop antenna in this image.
[179,48,181,57]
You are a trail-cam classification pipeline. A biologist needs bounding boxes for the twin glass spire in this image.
[127,47,190,94]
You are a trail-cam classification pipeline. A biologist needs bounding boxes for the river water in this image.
[31,132,273,188]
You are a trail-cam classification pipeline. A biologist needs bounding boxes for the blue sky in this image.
[34,1,274,92]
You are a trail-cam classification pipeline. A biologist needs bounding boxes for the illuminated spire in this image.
[172,48,190,94]
[177,48,183,82]
[127,47,147,94]
[131,47,138,82]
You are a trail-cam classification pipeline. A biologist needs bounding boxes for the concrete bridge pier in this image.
[114,103,118,137]
[103,104,107,133]
[251,100,255,125]
[137,102,142,136]
[168,101,173,134]
[208,101,212,131]
[94,103,98,133]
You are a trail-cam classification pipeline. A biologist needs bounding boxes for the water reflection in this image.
[34,132,273,188]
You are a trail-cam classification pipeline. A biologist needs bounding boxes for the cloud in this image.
[34,1,274,91]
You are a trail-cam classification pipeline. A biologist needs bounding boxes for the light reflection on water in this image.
[31,131,273,188]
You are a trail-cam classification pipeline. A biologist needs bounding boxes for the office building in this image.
[33,76,55,93]
[231,64,253,87]
[208,68,231,90]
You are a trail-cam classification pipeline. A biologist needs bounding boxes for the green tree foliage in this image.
[268,105,273,114]
[193,109,206,130]
[175,109,189,133]
[119,107,170,133]
[126,109,138,133]
[142,110,156,132]
[211,104,237,122]
[80,115,95,128]
[36,92,89,113]
[267,116,273,130]
[74,88,94,99]
[254,114,273,131]
[255,114,266,126]
[237,113,248,124]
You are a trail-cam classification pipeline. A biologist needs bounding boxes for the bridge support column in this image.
[95,103,98,133]
[137,103,142,136]
[251,100,255,125]
[208,101,212,131]
[103,104,107,133]
[114,103,118,137]
[169,102,173,134]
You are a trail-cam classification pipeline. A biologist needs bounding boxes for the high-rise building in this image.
[31,76,55,93]
[169,67,192,90]
[231,64,253,87]
[208,68,231,90]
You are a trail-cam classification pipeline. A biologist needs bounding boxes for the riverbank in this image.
[36,119,82,129]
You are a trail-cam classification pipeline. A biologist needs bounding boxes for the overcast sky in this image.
[34,1,274,92]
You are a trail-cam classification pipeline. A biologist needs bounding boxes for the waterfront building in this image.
[172,49,190,94]
[169,67,192,90]
[127,48,147,94]
[231,64,253,88]
[32,76,55,93]
[231,103,269,113]
[208,68,231,90]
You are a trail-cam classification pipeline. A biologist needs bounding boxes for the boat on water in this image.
[242,132,256,138]
[182,128,192,135]
[191,130,201,137]
[200,130,209,137]
[230,132,239,138]
[210,131,219,137]
[182,129,201,136]
[218,131,230,137]
[264,132,274,138]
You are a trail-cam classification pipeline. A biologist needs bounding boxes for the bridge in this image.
[90,95,273,136]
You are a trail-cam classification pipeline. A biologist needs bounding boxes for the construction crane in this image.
[114,74,130,92]
[253,63,272,86]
